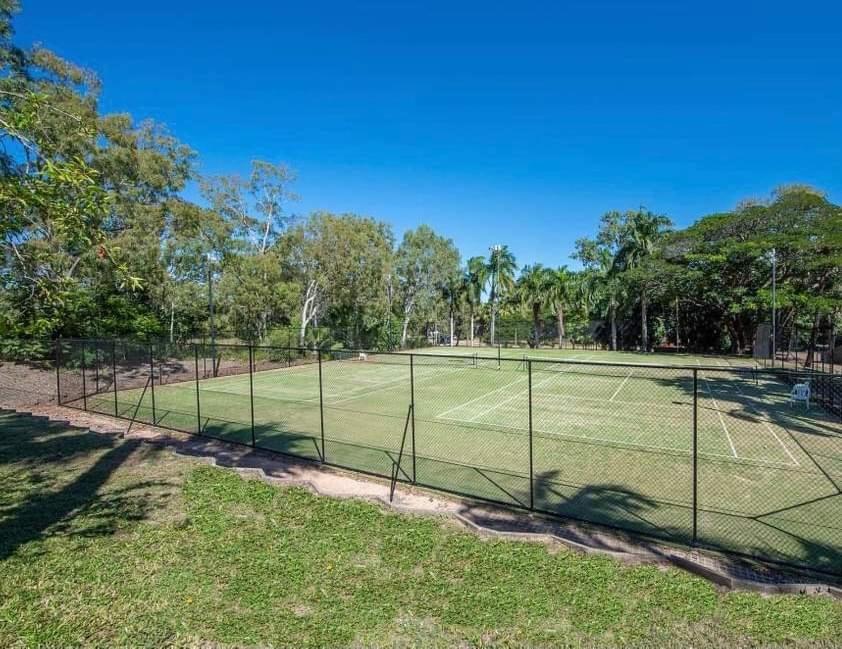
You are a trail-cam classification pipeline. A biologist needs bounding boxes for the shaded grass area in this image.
[2,410,842,648]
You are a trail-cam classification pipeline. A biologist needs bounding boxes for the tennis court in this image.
[66,342,842,575]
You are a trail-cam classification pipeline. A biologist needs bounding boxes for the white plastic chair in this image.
[789,383,810,409]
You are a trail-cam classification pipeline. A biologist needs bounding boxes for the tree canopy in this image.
[0,3,839,361]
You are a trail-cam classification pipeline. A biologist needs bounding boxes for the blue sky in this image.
[16,1,842,268]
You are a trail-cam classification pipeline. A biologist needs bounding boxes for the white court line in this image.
[436,373,527,418]
[328,365,460,405]
[698,368,739,458]
[432,411,801,469]
[701,365,800,467]
[609,369,634,402]
[467,364,575,422]
[763,422,801,466]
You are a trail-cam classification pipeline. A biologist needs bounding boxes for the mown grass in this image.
[0,411,841,648]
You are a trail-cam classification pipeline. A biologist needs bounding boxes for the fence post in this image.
[55,338,62,405]
[112,340,118,416]
[80,341,87,411]
[528,359,534,510]
[149,343,156,425]
[410,354,417,484]
[248,345,256,447]
[318,349,326,462]
[692,368,698,544]
[94,343,100,394]
[194,344,202,435]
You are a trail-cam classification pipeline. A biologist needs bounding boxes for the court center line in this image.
[697,366,739,458]
[609,368,634,402]
[704,369,802,466]
[763,422,801,466]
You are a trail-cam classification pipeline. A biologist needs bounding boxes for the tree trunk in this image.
[805,311,821,368]
[640,291,648,351]
[470,311,475,347]
[610,304,617,351]
[401,317,411,347]
[169,301,175,343]
[532,303,541,348]
[557,306,565,348]
[449,312,454,347]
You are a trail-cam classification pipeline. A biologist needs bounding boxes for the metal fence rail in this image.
[49,338,842,577]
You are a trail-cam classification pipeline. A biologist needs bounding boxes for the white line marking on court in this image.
[467,365,573,422]
[763,422,801,466]
[699,370,739,458]
[328,366,456,405]
[609,369,634,402]
[436,374,527,418]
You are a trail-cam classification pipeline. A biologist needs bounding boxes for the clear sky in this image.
[15,1,842,268]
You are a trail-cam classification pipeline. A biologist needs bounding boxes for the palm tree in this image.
[465,256,487,346]
[547,266,574,347]
[517,264,553,347]
[615,209,671,351]
[487,245,517,345]
[440,274,464,347]
[582,250,625,351]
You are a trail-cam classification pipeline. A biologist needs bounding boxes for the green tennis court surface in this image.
[79,347,842,574]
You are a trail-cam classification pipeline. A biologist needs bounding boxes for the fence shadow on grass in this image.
[0,412,176,561]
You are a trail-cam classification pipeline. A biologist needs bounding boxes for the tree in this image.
[547,266,574,346]
[284,212,394,347]
[614,209,672,350]
[440,273,464,346]
[487,244,517,345]
[0,8,141,338]
[464,256,487,346]
[394,226,461,346]
[200,160,297,255]
[517,264,552,347]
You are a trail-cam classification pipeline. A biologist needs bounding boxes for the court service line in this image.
[609,368,634,402]
[467,365,575,422]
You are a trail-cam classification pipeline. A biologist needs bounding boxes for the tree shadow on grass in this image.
[0,412,177,561]
[530,469,692,542]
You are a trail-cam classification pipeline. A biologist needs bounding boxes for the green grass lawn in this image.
[75,346,842,574]
[1,409,841,648]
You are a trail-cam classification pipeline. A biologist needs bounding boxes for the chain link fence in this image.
[40,338,842,577]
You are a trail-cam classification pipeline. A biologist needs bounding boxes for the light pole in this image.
[769,248,777,365]
[207,252,217,377]
[490,244,501,346]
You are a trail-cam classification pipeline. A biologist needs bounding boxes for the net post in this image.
[55,338,62,406]
[149,343,156,425]
[692,368,699,544]
[248,344,256,448]
[194,343,202,435]
[80,340,87,411]
[410,354,417,484]
[528,359,534,510]
[112,340,118,416]
[318,349,326,462]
